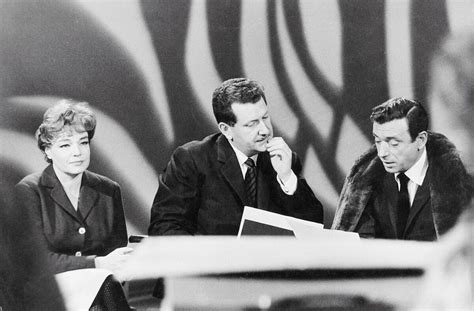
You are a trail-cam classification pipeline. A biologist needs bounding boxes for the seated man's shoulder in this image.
[426,131,459,157]
[426,131,468,175]
[347,145,380,177]
[175,133,221,156]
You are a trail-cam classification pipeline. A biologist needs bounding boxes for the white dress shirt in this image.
[395,148,429,206]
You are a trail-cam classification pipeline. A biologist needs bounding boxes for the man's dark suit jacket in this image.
[14,165,128,274]
[149,133,323,235]
[354,172,437,240]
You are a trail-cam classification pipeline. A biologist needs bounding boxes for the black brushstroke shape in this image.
[207,0,244,79]
[410,0,449,111]
[339,0,389,138]
[140,0,215,147]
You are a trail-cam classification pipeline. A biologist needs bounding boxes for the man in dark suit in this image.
[332,97,472,240]
[149,78,323,235]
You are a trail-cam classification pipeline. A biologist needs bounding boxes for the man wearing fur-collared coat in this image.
[332,98,472,241]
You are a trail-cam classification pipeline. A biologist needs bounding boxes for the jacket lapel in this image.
[41,165,82,222]
[403,178,431,237]
[256,152,272,211]
[382,174,399,238]
[78,171,100,221]
[333,149,386,231]
[217,135,247,206]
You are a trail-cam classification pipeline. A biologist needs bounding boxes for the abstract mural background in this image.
[0,0,471,234]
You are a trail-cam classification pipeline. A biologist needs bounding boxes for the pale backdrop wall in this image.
[0,0,471,234]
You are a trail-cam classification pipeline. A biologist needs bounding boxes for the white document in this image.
[238,206,358,241]
[237,206,322,236]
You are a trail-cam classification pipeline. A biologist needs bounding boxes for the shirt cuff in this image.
[277,171,297,195]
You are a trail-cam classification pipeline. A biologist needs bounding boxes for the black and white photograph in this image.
[0,0,472,309]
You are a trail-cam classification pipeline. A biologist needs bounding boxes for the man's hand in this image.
[266,137,292,182]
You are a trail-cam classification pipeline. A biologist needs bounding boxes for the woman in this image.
[14,100,132,309]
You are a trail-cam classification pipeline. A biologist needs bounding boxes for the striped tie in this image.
[244,158,257,208]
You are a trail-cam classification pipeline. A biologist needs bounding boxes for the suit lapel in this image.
[78,171,99,221]
[217,135,247,206]
[41,165,83,222]
[404,178,431,236]
[382,174,399,238]
[256,153,272,211]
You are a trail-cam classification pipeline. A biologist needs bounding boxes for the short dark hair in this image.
[212,78,267,125]
[370,97,429,141]
[36,99,96,162]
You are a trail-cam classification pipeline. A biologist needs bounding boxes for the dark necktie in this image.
[244,158,257,208]
[396,173,410,238]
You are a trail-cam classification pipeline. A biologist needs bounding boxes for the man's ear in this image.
[416,131,428,150]
[218,122,232,139]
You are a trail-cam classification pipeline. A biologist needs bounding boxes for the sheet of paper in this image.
[238,206,293,235]
[239,219,295,236]
[288,218,359,241]
[238,206,324,237]
[237,207,359,241]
